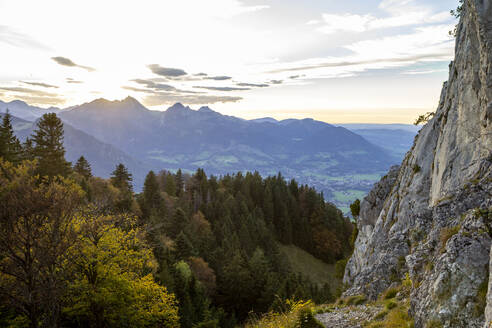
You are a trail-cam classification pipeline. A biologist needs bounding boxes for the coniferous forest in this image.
[0,111,355,327]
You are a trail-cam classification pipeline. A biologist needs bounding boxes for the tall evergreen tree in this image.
[32,113,71,177]
[110,163,133,191]
[141,170,162,218]
[0,110,22,164]
[175,169,184,196]
[73,156,92,179]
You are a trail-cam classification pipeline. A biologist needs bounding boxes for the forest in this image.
[0,111,355,328]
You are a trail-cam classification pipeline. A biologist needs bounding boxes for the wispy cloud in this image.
[132,79,177,91]
[148,64,187,77]
[21,81,59,88]
[236,82,269,87]
[51,56,95,72]
[316,0,451,34]
[0,86,59,97]
[143,92,242,106]
[0,25,51,50]
[205,76,232,81]
[193,86,250,91]
[66,78,83,84]
[402,68,448,75]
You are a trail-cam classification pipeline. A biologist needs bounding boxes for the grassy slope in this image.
[279,244,340,289]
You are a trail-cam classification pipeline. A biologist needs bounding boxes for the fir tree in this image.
[141,170,163,218]
[32,113,71,177]
[110,163,133,191]
[175,169,184,196]
[0,110,22,164]
[73,156,92,179]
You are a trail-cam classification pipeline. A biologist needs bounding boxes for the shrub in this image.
[296,307,324,328]
[385,300,397,311]
[346,295,366,306]
[383,287,399,300]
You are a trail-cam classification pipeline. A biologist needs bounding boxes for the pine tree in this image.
[32,113,71,177]
[110,163,133,191]
[0,110,22,164]
[73,156,92,179]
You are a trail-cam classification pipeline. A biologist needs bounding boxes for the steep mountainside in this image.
[343,0,492,327]
[59,98,395,206]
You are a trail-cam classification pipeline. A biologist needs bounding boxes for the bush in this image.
[385,300,397,311]
[296,307,324,328]
[383,287,399,300]
[345,295,366,306]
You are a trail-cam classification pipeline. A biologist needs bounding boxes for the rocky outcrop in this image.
[343,0,492,327]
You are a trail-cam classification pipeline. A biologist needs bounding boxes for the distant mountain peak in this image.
[250,117,278,124]
[198,106,213,112]
[166,102,192,113]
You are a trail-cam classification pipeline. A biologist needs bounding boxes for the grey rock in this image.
[343,0,492,327]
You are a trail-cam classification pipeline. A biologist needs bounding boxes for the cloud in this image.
[51,56,95,72]
[402,68,448,75]
[205,76,232,81]
[236,82,269,87]
[0,85,65,105]
[316,0,451,34]
[270,80,283,84]
[132,78,177,91]
[0,25,51,50]
[10,95,65,105]
[306,19,321,25]
[21,81,59,88]
[268,24,453,77]
[66,78,83,84]
[214,1,269,18]
[148,64,187,77]
[194,73,208,76]
[193,86,250,91]
[0,86,59,97]
[143,92,242,106]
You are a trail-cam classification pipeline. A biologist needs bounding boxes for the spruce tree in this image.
[142,170,162,218]
[0,110,22,164]
[32,113,71,177]
[73,156,92,179]
[110,163,133,191]
[175,169,184,196]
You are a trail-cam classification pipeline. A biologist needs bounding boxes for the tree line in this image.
[0,111,355,327]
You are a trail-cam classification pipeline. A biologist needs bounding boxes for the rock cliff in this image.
[343,0,492,327]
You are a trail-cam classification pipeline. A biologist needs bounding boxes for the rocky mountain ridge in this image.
[343,0,492,327]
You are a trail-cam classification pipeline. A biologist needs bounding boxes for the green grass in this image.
[279,244,338,288]
[333,190,367,203]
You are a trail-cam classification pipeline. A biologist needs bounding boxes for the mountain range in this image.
[0,98,417,212]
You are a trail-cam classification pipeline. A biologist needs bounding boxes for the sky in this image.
[0,0,458,123]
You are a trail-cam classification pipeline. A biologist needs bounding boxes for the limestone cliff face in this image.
[343,0,492,327]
